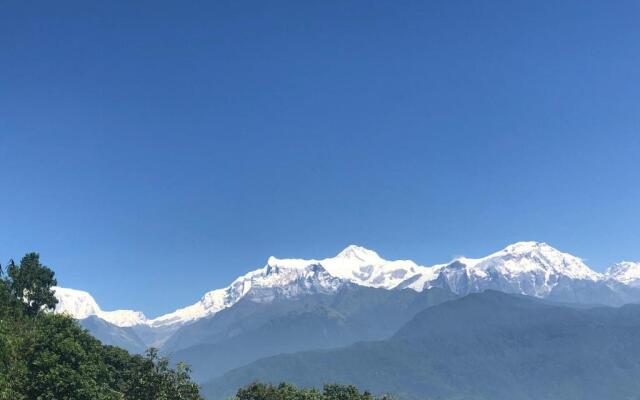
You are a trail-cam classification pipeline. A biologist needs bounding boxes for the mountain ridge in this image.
[54,241,640,329]
[202,290,640,400]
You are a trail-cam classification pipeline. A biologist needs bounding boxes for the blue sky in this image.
[1,1,639,316]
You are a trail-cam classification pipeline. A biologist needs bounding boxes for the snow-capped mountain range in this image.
[54,286,147,327]
[54,242,640,328]
[605,261,640,287]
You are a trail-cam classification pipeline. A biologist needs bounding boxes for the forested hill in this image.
[0,253,203,400]
[204,291,640,400]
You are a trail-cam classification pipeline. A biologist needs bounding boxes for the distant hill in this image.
[203,291,640,400]
[78,315,147,353]
[167,286,455,382]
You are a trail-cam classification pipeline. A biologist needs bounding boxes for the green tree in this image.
[7,253,58,315]
[234,382,389,400]
[323,384,372,400]
[117,348,203,400]
[0,263,14,312]
[0,252,203,400]
[21,314,117,400]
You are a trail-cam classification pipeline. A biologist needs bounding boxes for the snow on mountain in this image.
[605,261,640,287]
[267,245,440,291]
[146,245,434,327]
[54,287,148,327]
[431,242,603,297]
[147,261,344,327]
[472,241,600,281]
[56,242,630,329]
[148,241,602,327]
[54,287,101,318]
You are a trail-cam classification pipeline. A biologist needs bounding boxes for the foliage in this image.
[233,382,393,400]
[0,253,203,400]
[6,253,58,315]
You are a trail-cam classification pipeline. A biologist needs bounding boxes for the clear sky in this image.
[1,0,639,317]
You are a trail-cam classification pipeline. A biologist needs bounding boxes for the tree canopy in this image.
[0,253,203,400]
[234,382,393,400]
[6,253,57,315]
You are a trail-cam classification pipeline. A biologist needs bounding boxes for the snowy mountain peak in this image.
[493,241,575,261]
[147,260,343,328]
[53,287,148,327]
[481,241,600,279]
[56,242,627,329]
[54,287,101,319]
[501,241,549,254]
[335,245,384,264]
[433,241,602,297]
[606,261,640,287]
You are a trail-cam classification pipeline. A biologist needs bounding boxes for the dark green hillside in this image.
[203,291,640,400]
[167,286,455,382]
[0,253,202,400]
